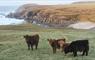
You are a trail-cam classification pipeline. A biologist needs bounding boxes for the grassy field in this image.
[0,24,95,60]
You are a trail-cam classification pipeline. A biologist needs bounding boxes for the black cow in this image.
[24,34,39,50]
[64,40,89,57]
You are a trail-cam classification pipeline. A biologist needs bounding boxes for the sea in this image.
[0,5,24,25]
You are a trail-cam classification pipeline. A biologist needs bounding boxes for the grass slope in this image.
[0,24,95,60]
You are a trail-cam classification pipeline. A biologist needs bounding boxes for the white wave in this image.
[0,15,5,18]
[0,15,24,25]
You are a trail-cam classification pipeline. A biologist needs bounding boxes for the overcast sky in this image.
[0,0,95,6]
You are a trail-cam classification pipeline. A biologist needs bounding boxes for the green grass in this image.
[0,24,95,60]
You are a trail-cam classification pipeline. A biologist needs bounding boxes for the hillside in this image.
[7,2,95,28]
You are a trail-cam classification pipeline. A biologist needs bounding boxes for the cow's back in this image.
[69,40,89,51]
[31,34,39,43]
[70,40,89,46]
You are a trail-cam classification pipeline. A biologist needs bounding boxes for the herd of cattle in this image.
[23,34,89,57]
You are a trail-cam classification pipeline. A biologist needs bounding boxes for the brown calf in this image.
[24,34,39,50]
[48,38,66,53]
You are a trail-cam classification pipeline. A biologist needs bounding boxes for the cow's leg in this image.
[73,51,77,57]
[85,50,88,56]
[27,43,30,50]
[53,47,56,54]
[85,47,89,56]
[82,50,85,56]
[30,44,33,50]
[35,43,38,50]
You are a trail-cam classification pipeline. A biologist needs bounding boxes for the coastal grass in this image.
[0,24,95,60]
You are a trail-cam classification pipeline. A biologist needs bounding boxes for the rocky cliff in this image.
[7,3,95,28]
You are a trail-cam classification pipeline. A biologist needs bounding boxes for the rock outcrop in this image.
[7,3,95,28]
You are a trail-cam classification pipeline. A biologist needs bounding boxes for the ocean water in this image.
[0,6,24,25]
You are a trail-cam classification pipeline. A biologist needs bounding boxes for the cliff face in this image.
[7,3,95,27]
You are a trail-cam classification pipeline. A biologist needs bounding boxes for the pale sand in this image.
[69,21,95,29]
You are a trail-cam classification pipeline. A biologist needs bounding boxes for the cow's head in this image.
[23,35,31,41]
[47,39,53,44]
[64,46,70,54]
[24,35,29,38]
[58,39,66,47]
[47,39,55,45]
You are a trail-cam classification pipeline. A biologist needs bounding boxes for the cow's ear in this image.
[64,38,66,42]
[64,37,68,42]
[47,39,50,41]
[24,35,28,38]
[23,35,26,38]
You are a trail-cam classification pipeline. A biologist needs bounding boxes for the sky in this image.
[0,0,95,6]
